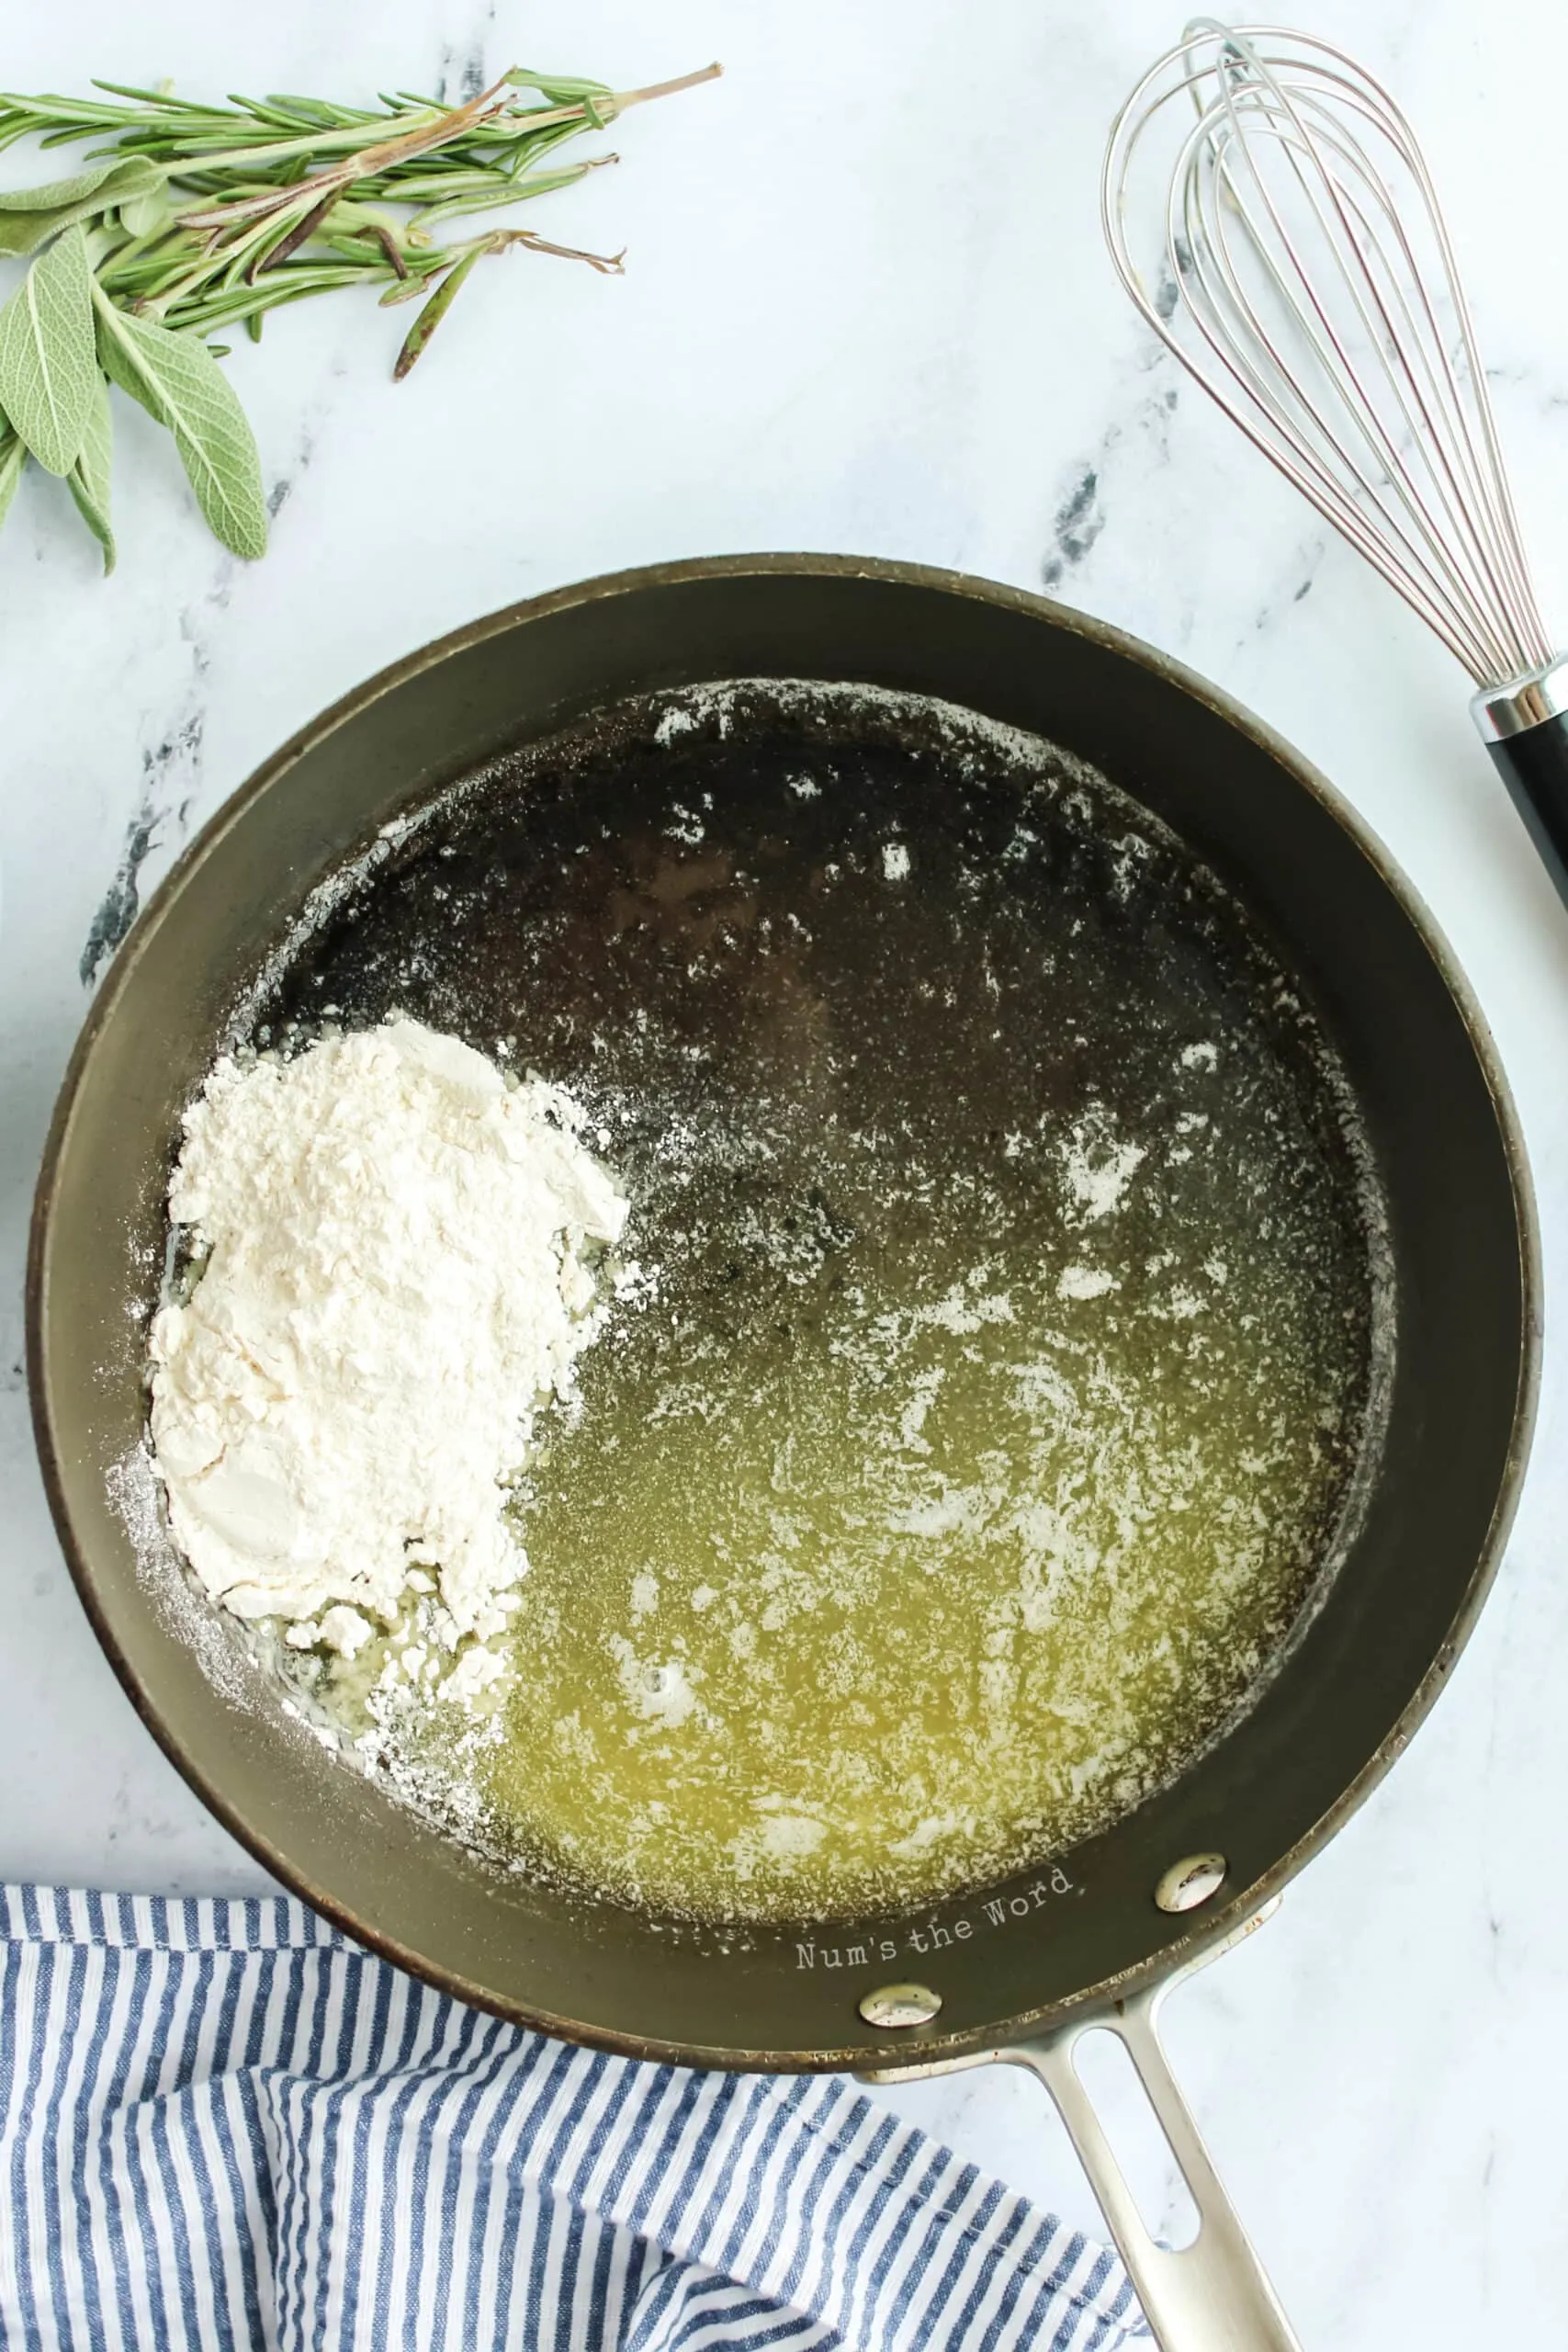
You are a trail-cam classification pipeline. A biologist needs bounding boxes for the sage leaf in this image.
[93,292,266,559]
[0,420,27,538]
[67,368,115,572]
[117,183,175,241]
[0,222,97,474]
[0,156,163,258]
[0,156,158,211]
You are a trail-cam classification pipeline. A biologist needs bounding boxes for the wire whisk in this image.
[1102,19,1568,905]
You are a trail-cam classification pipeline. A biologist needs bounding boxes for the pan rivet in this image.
[1155,1853,1228,1914]
[859,1983,942,2030]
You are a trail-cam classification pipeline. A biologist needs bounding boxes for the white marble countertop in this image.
[3,0,1566,2342]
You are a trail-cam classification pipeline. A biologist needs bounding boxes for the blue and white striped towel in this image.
[0,1886,1145,2350]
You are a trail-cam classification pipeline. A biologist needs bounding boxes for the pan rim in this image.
[26,551,1543,2071]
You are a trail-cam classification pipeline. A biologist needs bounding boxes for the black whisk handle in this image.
[1474,667,1568,910]
[1489,716,1568,908]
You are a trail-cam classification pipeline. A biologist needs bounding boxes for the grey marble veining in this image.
[3,1,1566,2343]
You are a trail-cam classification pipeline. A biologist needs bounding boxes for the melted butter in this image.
[477,1051,1369,1922]
[270,682,1383,1926]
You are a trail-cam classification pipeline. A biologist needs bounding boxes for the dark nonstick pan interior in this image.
[28,557,1537,2070]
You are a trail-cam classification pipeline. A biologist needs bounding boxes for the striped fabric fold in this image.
[0,1886,1145,2350]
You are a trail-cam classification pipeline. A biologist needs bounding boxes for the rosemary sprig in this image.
[0,60,719,569]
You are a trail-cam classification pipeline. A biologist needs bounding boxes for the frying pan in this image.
[28,556,1539,2352]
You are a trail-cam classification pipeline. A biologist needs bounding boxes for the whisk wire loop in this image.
[1204,99,1509,674]
[1103,20,1554,686]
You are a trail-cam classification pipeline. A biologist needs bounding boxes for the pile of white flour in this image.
[149,1017,628,1702]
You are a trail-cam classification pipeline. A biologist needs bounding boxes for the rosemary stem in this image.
[153,113,448,183]
[611,63,724,112]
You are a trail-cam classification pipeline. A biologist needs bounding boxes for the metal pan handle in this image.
[1006,1980,1302,2352]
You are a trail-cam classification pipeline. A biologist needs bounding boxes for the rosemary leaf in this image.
[392,243,485,379]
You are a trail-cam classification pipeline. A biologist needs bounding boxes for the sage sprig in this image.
[0,60,719,570]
